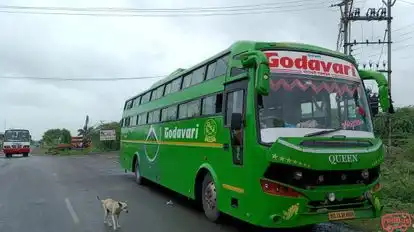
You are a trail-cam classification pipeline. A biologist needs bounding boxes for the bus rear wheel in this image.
[202,173,221,222]
[23,153,29,157]
[134,159,144,185]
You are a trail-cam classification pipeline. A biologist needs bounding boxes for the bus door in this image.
[224,80,248,166]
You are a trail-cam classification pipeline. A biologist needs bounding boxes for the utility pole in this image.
[385,0,396,154]
[343,0,350,55]
[333,0,395,151]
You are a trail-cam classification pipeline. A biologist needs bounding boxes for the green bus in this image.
[120,41,393,228]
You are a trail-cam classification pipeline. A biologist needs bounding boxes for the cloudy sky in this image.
[0,0,412,140]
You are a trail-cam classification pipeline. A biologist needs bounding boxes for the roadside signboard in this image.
[100,130,116,141]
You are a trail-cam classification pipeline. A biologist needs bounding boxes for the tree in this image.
[90,121,121,151]
[77,115,92,147]
[42,128,72,146]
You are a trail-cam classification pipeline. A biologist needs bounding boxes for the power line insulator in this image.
[380,8,387,17]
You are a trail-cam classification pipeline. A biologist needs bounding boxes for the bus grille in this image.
[263,163,380,189]
[307,197,367,212]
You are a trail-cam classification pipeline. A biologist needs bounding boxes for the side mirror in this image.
[241,51,270,96]
[230,113,243,130]
[369,94,379,117]
[358,69,394,114]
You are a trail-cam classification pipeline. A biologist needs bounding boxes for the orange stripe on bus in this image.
[222,184,245,194]
[121,140,222,148]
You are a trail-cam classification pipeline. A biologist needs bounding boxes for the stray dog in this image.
[97,196,128,230]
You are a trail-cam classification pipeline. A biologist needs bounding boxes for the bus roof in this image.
[5,129,29,132]
[124,40,356,102]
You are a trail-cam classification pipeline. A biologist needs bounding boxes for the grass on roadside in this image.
[345,144,414,231]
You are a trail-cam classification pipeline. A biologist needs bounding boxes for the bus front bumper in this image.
[3,148,30,154]
[254,188,382,228]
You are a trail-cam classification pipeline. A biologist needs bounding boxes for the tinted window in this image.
[187,100,201,117]
[178,103,188,119]
[192,66,206,85]
[158,86,165,99]
[138,112,147,125]
[161,106,177,121]
[215,55,229,77]
[171,77,182,93]
[165,83,172,96]
[124,117,131,127]
[147,111,154,124]
[133,96,141,107]
[230,67,247,77]
[161,108,168,121]
[151,86,163,101]
[202,94,223,115]
[182,73,192,89]
[141,92,151,104]
[167,105,177,120]
[226,90,244,125]
[130,115,137,126]
[153,110,160,123]
[205,62,216,80]
[125,100,133,110]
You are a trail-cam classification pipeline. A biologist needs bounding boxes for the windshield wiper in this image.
[304,127,343,137]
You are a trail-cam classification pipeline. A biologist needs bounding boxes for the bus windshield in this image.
[4,130,30,142]
[258,74,373,143]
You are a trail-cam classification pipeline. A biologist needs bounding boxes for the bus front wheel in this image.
[202,173,221,222]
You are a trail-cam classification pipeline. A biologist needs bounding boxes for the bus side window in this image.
[182,73,193,89]
[202,93,223,115]
[130,115,137,126]
[164,83,172,96]
[215,55,229,77]
[161,108,168,122]
[205,62,216,80]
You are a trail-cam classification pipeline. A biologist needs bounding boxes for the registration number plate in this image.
[328,211,356,221]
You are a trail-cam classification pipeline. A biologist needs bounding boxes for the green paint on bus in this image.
[120,41,391,228]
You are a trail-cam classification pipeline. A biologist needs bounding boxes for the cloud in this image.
[0,0,413,139]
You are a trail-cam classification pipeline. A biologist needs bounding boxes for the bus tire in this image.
[134,159,144,185]
[23,153,29,157]
[202,172,221,222]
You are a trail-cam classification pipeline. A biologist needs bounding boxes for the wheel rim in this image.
[204,181,217,211]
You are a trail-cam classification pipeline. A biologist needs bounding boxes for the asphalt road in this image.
[0,153,365,232]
